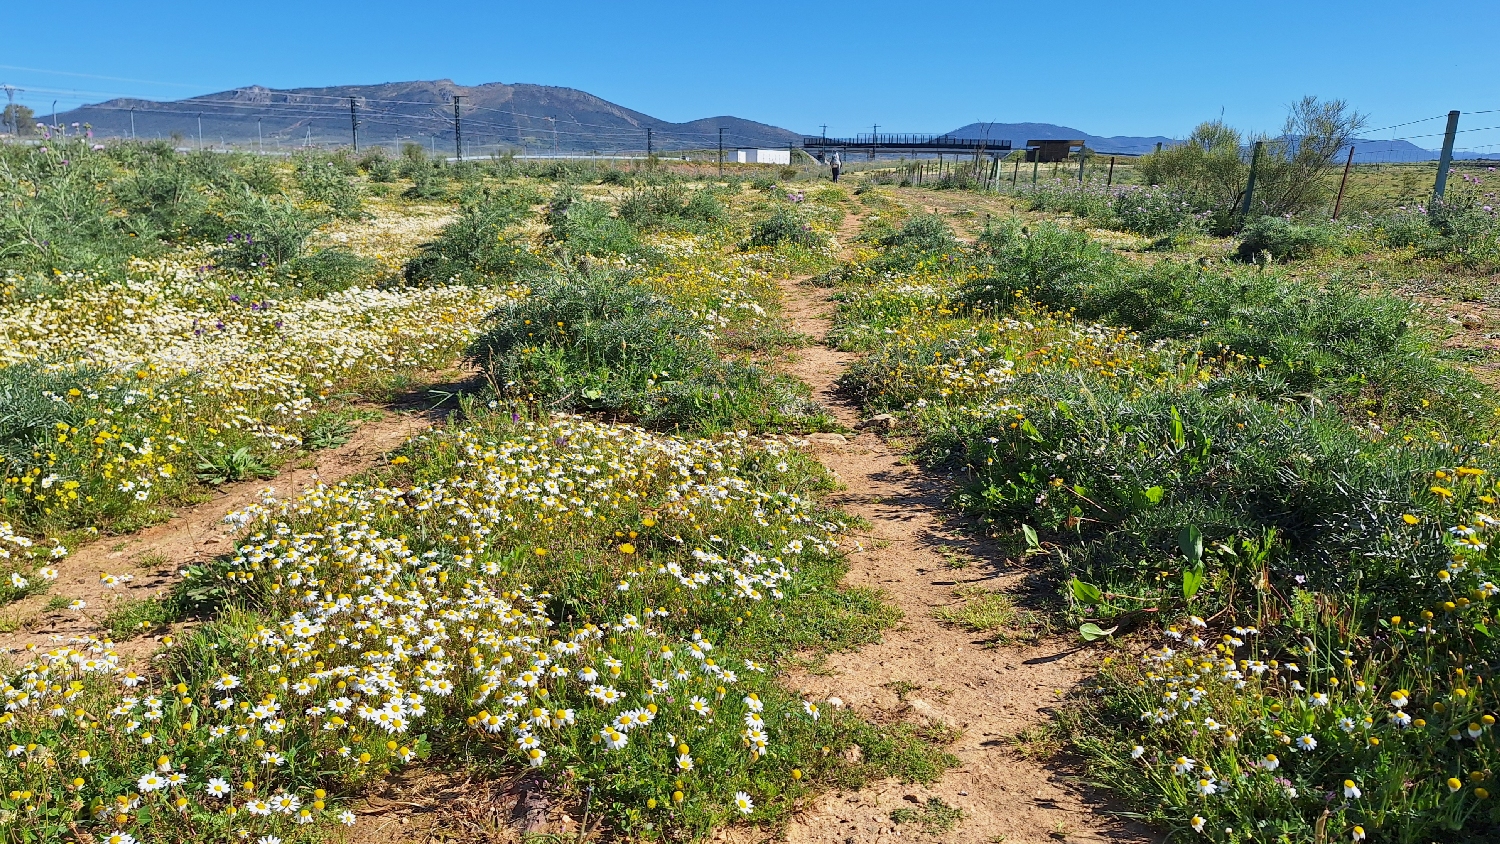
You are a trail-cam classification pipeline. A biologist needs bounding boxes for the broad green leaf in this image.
[1021,523,1041,552]
[1078,622,1118,641]
[1182,561,1206,601]
[1071,577,1103,605]
[1178,525,1203,565]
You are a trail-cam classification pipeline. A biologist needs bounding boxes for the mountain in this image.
[943,122,1177,155]
[51,80,802,154]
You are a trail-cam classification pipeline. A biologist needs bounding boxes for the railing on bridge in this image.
[802,134,1012,152]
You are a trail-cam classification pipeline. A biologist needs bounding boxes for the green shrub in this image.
[277,248,381,294]
[545,190,641,257]
[466,268,824,431]
[358,149,396,182]
[295,155,364,219]
[618,183,727,232]
[216,190,320,269]
[1236,215,1336,261]
[403,189,544,285]
[113,156,215,241]
[746,207,821,249]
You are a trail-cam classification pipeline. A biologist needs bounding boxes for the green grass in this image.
[101,596,172,639]
[890,797,965,835]
[932,586,1044,644]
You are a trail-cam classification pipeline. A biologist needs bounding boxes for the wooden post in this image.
[1012,158,1019,185]
[1031,155,1039,184]
[1332,145,1355,220]
[1106,156,1116,187]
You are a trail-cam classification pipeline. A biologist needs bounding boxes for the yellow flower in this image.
[1402,514,1420,525]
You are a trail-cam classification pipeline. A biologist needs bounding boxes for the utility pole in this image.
[1332,145,1355,220]
[2,86,15,136]
[129,107,135,139]
[870,124,879,160]
[1239,140,1264,225]
[1433,110,1461,202]
[646,127,653,158]
[51,99,57,134]
[718,127,725,177]
[550,115,558,156]
[257,117,263,153]
[349,97,359,152]
[197,114,203,150]
[452,96,463,161]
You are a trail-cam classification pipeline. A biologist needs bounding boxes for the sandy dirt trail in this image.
[762,213,1150,844]
[0,408,439,658]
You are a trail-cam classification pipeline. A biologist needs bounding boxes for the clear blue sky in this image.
[5,0,1499,150]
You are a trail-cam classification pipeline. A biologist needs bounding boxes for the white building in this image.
[733,149,791,165]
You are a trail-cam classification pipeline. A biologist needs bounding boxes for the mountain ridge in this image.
[51,79,803,154]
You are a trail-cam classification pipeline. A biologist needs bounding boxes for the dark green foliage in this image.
[544,189,642,257]
[948,375,1454,614]
[466,268,824,432]
[961,221,1483,430]
[358,149,396,182]
[294,155,364,219]
[276,248,381,294]
[746,207,821,249]
[112,155,215,241]
[215,190,320,269]
[0,141,146,276]
[1236,215,1336,261]
[403,187,544,285]
[617,183,727,232]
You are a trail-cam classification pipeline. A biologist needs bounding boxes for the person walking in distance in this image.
[829,151,842,182]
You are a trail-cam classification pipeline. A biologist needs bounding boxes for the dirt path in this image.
[768,220,1147,843]
[0,408,438,657]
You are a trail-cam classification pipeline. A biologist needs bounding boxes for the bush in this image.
[1110,185,1202,236]
[216,190,320,269]
[467,268,822,431]
[618,183,726,232]
[404,189,544,285]
[276,248,381,295]
[358,149,396,182]
[745,207,822,249]
[294,155,364,219]
[545,190,641,257]
[1236,215,1336,262]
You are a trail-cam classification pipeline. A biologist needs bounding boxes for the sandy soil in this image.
[761,264,1149,844]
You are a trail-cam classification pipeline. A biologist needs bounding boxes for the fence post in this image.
[1012,159,1019,185]
[1106,156,1116,187]
[1238,140,1264,226]
[1032,154,1039,184]
[1332,145,1355,220]
[1077,146,1086,182]
[1433,110,1461,202]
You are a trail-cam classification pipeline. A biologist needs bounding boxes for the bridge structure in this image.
[801,133,1012,159]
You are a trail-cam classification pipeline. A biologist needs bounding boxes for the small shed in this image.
[734,149,791,165]
[1024,139,1085,163]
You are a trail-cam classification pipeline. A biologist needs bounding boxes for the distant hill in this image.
[53,80,802,154]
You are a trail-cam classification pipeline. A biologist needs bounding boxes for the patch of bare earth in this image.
[760,229,1149,842]
[0,407,438,658]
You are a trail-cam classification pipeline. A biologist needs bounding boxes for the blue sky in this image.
[5,0,1499,151]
